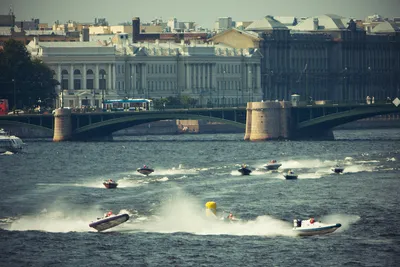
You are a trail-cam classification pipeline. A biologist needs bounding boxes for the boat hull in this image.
[284,174,298,180]
[264,163,282,170]
[89,213,130,232]
[137,168,154,176]
[103,182,118,189]
[238,168,252,175]
[293,223,342,236]
[332,168,344,174]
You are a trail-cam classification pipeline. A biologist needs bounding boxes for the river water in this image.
[1,129,399,266]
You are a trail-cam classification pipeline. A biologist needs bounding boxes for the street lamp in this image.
[101,73,106,110]
[12,78,16,110]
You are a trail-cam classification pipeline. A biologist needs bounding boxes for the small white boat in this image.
[89,212,129,232]
[283,170,298,179]
[331,165,344,174]
[0,129,24,153]
[293,218,341,236]
[264,160,282,170]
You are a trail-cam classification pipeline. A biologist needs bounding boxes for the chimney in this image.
[313,18,319,31]
[132,17,140,43]
[82,27,89,42]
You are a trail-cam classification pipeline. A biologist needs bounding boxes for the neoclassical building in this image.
[211,14,400,102]
[27,34,262,108]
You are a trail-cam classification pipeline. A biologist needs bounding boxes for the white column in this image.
[212,64,217,90]
[112,64,116,91]
[185,64,190,90]
[57,64,61,83]
[108,63,112,90]
[70,64,74,90]
[202,64,205,89]
[132,64,137,94]
[95,64,99,90]
[142,64,146,96]
[256,64,261,94]
[83,64,87,90]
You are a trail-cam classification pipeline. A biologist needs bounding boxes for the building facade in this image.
[27,34,262,108]
[211,14,400,103]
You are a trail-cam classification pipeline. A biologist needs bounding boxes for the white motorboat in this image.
[293,218,341,236]
[89,212,129,232]
[264,160,282,170]
[0,128,24,153]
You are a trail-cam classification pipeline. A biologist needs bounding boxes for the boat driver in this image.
[228,213,233,220]
[105,211,113,217]
[309,218,315,224]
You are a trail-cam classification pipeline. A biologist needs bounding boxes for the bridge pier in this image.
[53,108,72,142]
[244,101,293,141]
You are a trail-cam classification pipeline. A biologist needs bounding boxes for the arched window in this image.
[61,70,68,89]
[73,69,81,89]
[86,69,94,89]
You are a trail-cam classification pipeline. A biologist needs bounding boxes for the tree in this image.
[0,39,58,110]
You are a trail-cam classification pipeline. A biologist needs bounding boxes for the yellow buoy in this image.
[205,201,217,217]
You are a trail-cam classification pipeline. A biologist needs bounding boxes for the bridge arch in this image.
[71,113,245,140]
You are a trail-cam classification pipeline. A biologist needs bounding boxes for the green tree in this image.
[0,39,58,110]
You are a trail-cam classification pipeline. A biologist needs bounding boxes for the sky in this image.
[0,0,399,29]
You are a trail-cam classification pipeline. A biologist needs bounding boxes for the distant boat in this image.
[283,170,298,179]
[103,179,118,189]
[238,165,252,175]
[263,160,282,170]
[331,165,344,174]
[137,165,154,176]
[0,128,24,153]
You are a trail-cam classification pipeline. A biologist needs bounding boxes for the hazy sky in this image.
[1,0,399,29]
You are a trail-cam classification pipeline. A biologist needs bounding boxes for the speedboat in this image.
[137,165,154,176]
[0,128,24,153]
[293,218,341,236]
[331,165,345,174]
[264,160,282,170]
[238,165,252,175]
[103,179,118,189]
[89,213,129,232]
[283,170,298,179]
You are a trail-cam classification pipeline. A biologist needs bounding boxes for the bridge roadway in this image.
[0,102,399,140]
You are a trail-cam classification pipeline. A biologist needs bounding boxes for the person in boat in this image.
[242,164,247,168]
[143,165,147,169]
[228,213,233,219]
[309,218,315,224]
[105,211,113,217]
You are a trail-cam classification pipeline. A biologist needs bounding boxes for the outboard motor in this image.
[293,219,302,227]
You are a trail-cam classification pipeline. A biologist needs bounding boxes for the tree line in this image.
[0,39,58,111]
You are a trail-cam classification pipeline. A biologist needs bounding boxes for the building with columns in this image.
[211,14,400,103]
[26,34,262,108]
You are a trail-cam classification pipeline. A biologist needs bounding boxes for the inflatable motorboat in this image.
[103,179,118,189]
[238,165,252,175]
[283,170,298,179]
[89,213,129,232]
[293,218,341,236]
[137,165,154,176]
[264,160,282,170]
[331,166,344,174]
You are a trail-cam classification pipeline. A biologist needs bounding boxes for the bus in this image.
[103,99,153,112]
[0,99,9,115]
